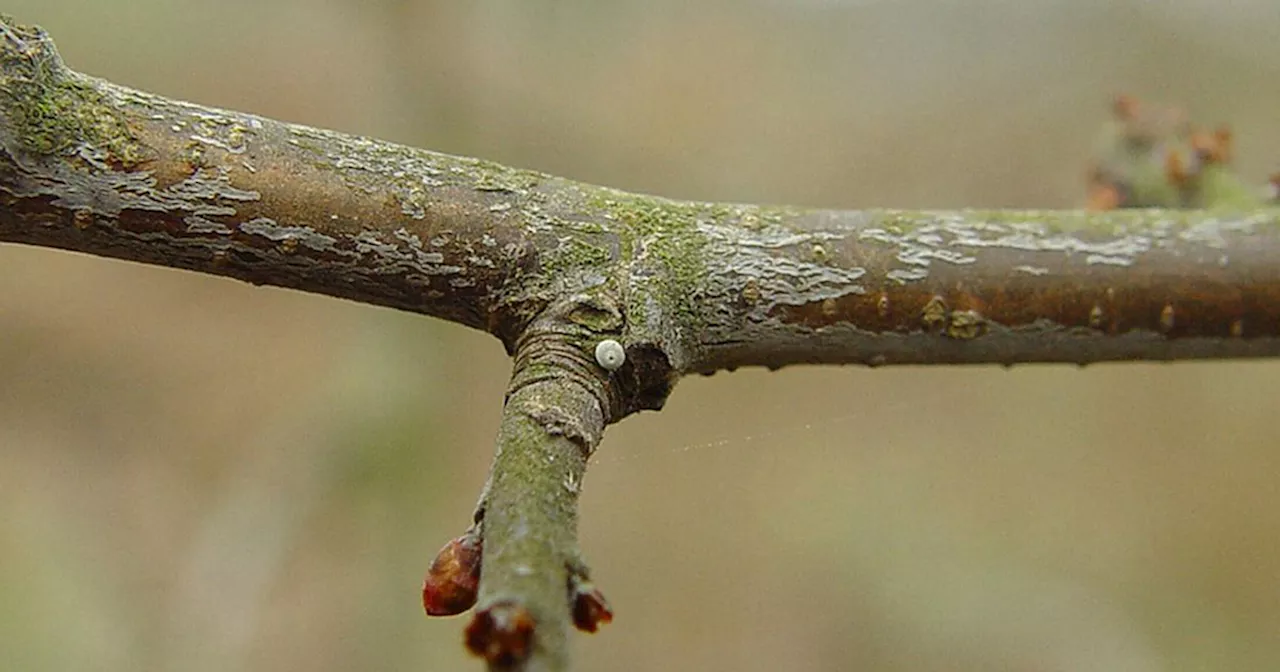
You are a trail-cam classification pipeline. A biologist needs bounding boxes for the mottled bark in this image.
[4,17,1280,672]
[692,207,1280,371]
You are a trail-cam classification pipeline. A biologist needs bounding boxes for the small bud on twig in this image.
[570,580,614,633]
[422,530,483,616]
[465,600,536,666]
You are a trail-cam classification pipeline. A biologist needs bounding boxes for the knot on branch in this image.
[0,16,58,71]
[509,293,676,432]
[0,15,142,167]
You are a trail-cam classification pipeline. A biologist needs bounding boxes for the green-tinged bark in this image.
[461,298,618,671]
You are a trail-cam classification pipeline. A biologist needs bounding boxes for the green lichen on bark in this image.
[540,235,613,278]
[0,18,141,166]
[587,192,716,344]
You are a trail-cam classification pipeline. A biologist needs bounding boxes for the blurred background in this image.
[3,1,1280,670]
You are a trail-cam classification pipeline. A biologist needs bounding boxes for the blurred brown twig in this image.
[1088,94,1272,210]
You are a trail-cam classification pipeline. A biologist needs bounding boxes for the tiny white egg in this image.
[594,339,625,371]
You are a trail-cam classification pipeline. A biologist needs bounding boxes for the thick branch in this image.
[690,207,1280,371]
[0,19,559,347]
[6,17,1280,672]
[3,20,1279,377]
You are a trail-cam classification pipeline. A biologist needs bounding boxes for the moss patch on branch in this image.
[588,192,715,341]
[0,17,142,166]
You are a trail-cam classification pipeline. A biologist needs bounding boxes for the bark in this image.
[4,17,1280,671]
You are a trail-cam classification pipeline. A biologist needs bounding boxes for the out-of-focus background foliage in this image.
[3,1,1280,670]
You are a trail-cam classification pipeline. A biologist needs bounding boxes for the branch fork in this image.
[422,296,660,670]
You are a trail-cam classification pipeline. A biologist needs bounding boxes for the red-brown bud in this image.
[422,532,482,616]
[570,582,614,633]
[465,601,536,666]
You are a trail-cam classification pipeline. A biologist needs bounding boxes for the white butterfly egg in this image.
[594,339,626,371]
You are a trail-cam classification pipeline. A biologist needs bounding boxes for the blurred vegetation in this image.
[2,1,1280,671]
[1087,94,1274,209]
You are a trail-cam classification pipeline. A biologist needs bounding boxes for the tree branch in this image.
[5,16,1280,672]
[690,206,1280,371]
[460,298,618,670]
